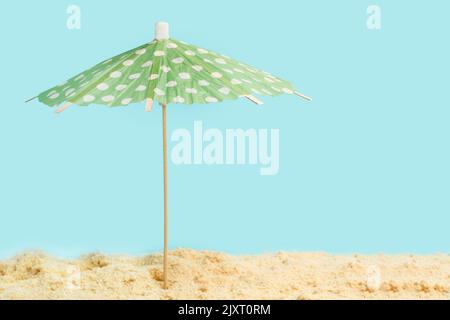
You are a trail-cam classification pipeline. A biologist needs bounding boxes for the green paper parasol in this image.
[30,22,311,289]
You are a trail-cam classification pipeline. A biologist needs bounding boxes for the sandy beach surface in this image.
[0,249,449,300]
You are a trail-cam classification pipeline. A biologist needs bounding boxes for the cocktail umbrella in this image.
[29,22,311,289]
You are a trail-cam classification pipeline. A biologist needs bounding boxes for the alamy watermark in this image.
[367,5,381,30]
[171,121,280,176]
[366,265,382,292]
[66,265,81,290]
[67,5,81,30]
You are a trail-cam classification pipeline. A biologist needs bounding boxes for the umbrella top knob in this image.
[155,22,170,40]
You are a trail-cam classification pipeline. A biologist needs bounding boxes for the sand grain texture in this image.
[0,249,449,300]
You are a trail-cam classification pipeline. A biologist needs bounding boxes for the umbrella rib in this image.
[25,96,38,103]
[244,95,264,105]
[55,102,73,114]
[145,98,154,112]
[294,91,313,102]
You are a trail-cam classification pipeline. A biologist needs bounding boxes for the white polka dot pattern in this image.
[37,39,295,107]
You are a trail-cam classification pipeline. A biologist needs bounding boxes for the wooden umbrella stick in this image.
[162,104,169,289]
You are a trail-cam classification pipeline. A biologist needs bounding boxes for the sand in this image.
[0,249,449,300]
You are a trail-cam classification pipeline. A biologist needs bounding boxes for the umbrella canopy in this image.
[35,23,309,111]
[30,22,311,289]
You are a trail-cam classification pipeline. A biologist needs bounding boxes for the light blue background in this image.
[1,1,449,258]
